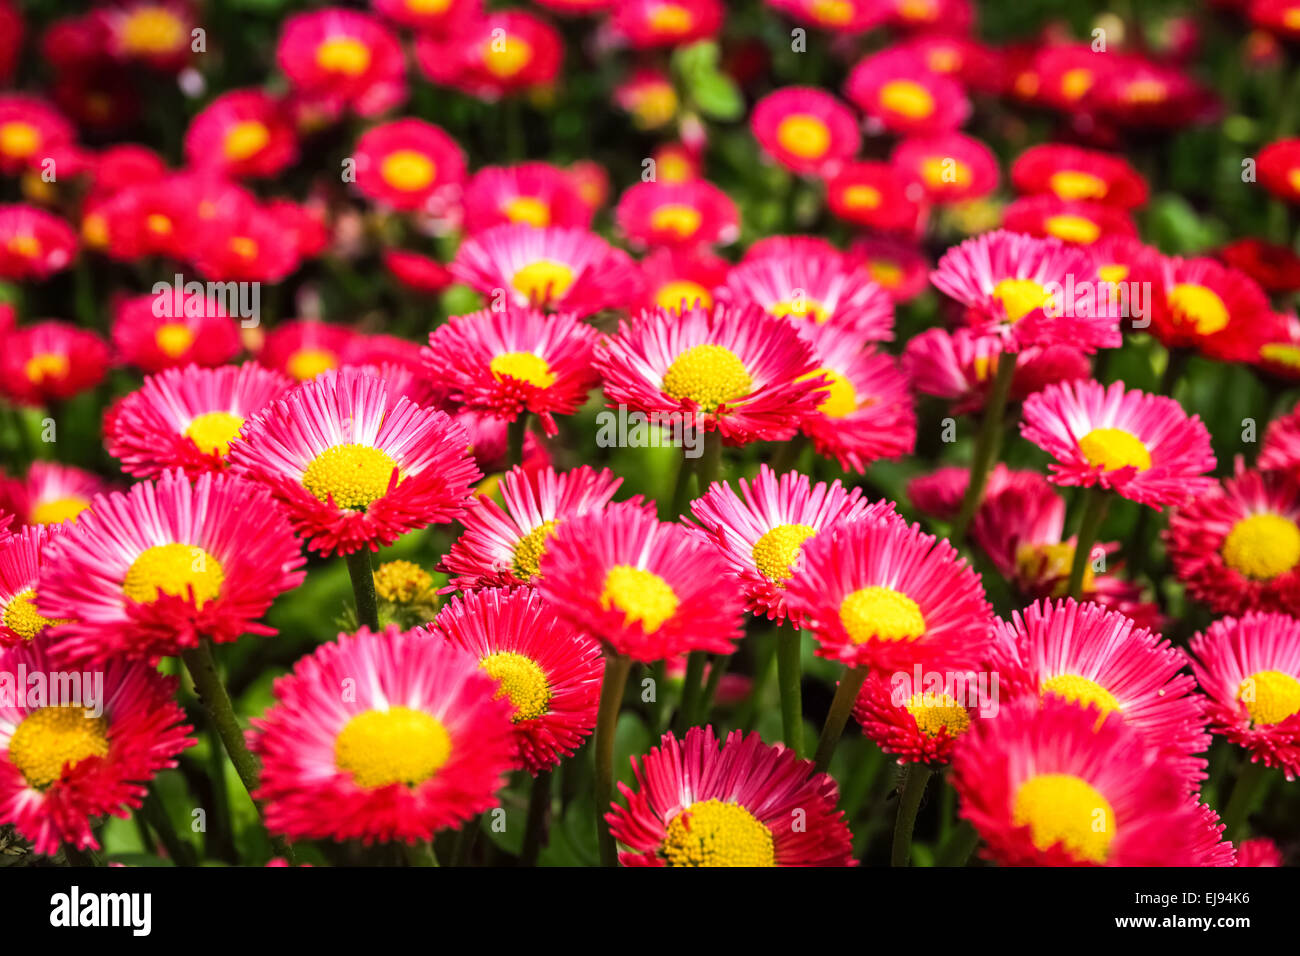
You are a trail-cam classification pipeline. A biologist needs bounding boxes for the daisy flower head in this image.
[1002,195,1138,247]
[258,320,361,383]
[931,230,1119,353]
[845,49,971,137]
[877,0,972,31]
[825,161,927,234]
[993,598,1209,789]
[0,204,77,280]
[765,0,881,32]
[1188,611,1300,779]
[1222,239,1300,295]
[371,0,480,32]
[845,237,930,303]
[384,249,453,293]
[0,321,109,408]
[608,726,853,866]
[96,0,194,70]
[1089,57,1217,131]
[431,587,603,774]
[891,133,1000,205]
[415,10,563,100]
[183,89,298,179]
[230,367,481,556]
[615,180,739,249]
[106,362,293,479]
[0,523,67,647]
[951,695,1215,866]
[1019,378,1216,509]
[636,246,729,314]
[452,223,642,315]
[610,0,724,49]
[1260,400,1300,479]
[1151,257,1273,362]
[1258,138,1300,204]
[594,302,826,446]
[852,669,979,765]
[276,8,407,116]
[785,512,994,673]
[192,202,303,284]
[0,637,193,857]
[0,462,110,528]
[688,464,891,623]
[615,69,680,131]
[751,87,861,177]
[462,162,592,234]
[537,500,745,662]
[110,291,242,373]
[250,625,515,845]
[353,119,467,213]
[1237,836,1283,867]
[37,470,306,667]
[1011,144,1148,209]
[442,465,629,591]
[0,95,73,175]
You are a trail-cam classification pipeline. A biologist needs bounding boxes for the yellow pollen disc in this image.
[1168,283,1229,335]
[1061,67,1095,101]
[810,0,854,25]
[601,565,679,633]
[655,280,713,312]
[511,259,575,303]
[483,36,533,78]
[839,585,926,644]
[776,114,831,160]
[972,354,996,382]
[31,496,90,525]
[147,213,173,235]
[407,0,451,12]
[480,651,551,723]
[1016,542,1095,597]
[1078,427,1151,473]
[868,259,903,288]
[123,542,225,606]
[928,49,960,72]
[372,559,434,603]
[286,347,337,381]
[511,519,559,581]
[1013,773,1115,863]
[1261,343,1300,369]
[490,351,555,388]
[632,86,678,128]
[1123,79,1167,104]
[905,692,971,738]
[799,368,856,418]
[842,184,882,210]
[1239,670,1300,726]
[7,234,40,258]
[503,195,551,227]
[380,149,436,193]
[1045,214,1101,244]
[230,236,259,259]
[992,277,1050,323]
[335,706,451,789]
[154,322,195,358]
[650,203,702,239]
[1222,513,1300,580]
[1098,263,1129,284]
[184,411,246,457]
[878,79,935,120]
[769,297,828,323]
[121,7,185,54]
[0,121,39,159]
[1041,673,1122,715]
[223,120,270,162]
[24,352,68,385]
[9,706,110,790]
[301,444,400,510]
[1287,7,1300,29]
[661,344,752,411]
[1289,168,1300,193]
[921,157,972,189]
[1049,170,1109,201]
[662,799,775,867]
[649,3,693,33]
[899,0,936,20]
[316,36,372,76]
[751,523,817,582]
[2,588,59,641]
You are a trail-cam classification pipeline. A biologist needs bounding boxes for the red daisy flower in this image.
[96,0,193,71]
[0,321,109,407]
[1220,237,1300,294]
[636,246,729,314]
[276,8,407,117]
[610,0,723,49]
[892,133,1000,205]
[258,320,360,382]
[0,204,77,280]
[183,89,298,180]
[191,202,302,283]
[1151,257,1273,362]
[751,87,861,177]
[766,0,881,32]
[0,95,73,175]
[0,462,111,528]
[852,669,979,765]
[1011,144,1148,209]
[825,161,927,233]
[845,49,970,137]
[1002,195,1138,247]
[110,291,242,373]
[384,249,453,293]
[353,119,467,213]
[414,11,563,99]
[845,237,930,302]
[462,162,591,234]
[615,180,739,249]
[371,0,480,32]
[0,523,68,646]
[615,69,680,131]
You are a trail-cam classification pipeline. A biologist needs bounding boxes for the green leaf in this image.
[689,73,744,122]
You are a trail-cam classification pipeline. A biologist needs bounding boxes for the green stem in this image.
[62,843,103,867]
[776,630,805,757]
[1067,486,1111,600]
[142,784,197,867]
[812,666,869,776]
[675,650,708,735]
[181,640,295,863]
[770,434,808,474]
[937,820,981,867]
[405,841,439,867]
[345,549,380,632]
[1220,759,1271,841]
[700,653,730,716]
[595,653,633,867]
[506,414,528,471]
[891,764,933,867]
[950,356,1017,543]
[665,450,697,519]
[694,431,723,493]
[1158,347,1190,400]
[648,661,667,736]
[520,770,552,867]
[451,817,480,866]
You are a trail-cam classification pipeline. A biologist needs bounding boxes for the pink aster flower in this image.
[751,86,861,177]
[615,180,739,249]
[636,246,729,314]
[846,236,931,303]
[852,669,981,765]
[276,8,407,117]
[0,523,67,646]
[257,320,360,382]
[845,49,970,137]
[352,119,467,213]
[610,0,723,49]
[183,89,298,179]
[414,10,563,100]
[1002,195,1138,247]
[0,321,109,408]
[110,291,242,373]
[0,462,111,528]
[891,133,1000,205]
[0,204,78,280]
[462,162,591,234]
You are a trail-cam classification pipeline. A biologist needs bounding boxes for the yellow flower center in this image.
[0,121,40,159]
[1123,79,1167,104]
[648,3,694,34]
[1286,7,1300,29]
[776,114,831,160]
[483,36,534,78]
[480,651,551,723]
[154,322,195,358]
[878,79,935,119]
[1013,773,1115,863]
[809,0,854,25]
[1078,427,1151,472]
[662,799,775,867]
[1061,67,1095,101]
[750,523,817,582]
[503,195,551,227]
[898,0,937,20]
[2,587,59,641]
[1045,214,1101,244]
[769,297,828,323]
[1239,670,1300,726]
[662,344,752,411]
[316,36,372,76]
[1168,283,1229,335]
[286,347,337,381]
[123,542,225,606]
[184,411,246,457]
[9,706,110,790]
[650,203,702,239]
[921,157,972,189]
[600,565,679,633]
[301,444,400,510]
[905,692,971,738]
[335,706,451,789]
[1098,262,1129,285]
[372,559,434,603]
[839,585,926,644]
[490,351,555,388]
[1261,343,1300,369]
[1041,673,1121,715]
[1289,168,1300,193]
[800,368,856,418]
[655,280,713,312]
[867,259,903,288]
[231,235,261,260]
[511,520,559,581]
[407,0,451,12]
[992,277,1051,322]
[223,120,270,162]
[6,234,40,258]
[31,496,90,525]
[511,259,575,303]
[1221,513,1300,580]
[1049,170,1109,201]
[380,149,436,193]
[1016,542,1094,597]
[24,352,68,385]
[632,85,678,129]
[121,7,185,54]
[841,184,882,210]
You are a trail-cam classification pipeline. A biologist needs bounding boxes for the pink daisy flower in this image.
[751,86,861,177]
[615,180,739,249]
[1150,256,1274,363]
[371,0,480,32]
[229,368,480,556]
[825,161,927,234]
[431,587,603,774]
[1002,195,1138,247]
[462,162,592,234]
[1011,144,1148,209]
[0,95,73,175]
[0,320,109,407]
[276,8,407,117]
[37,470,306,667]
[110,291,243,373]
[250,625,515,845]
[0,204,78,280]
[0,523,67,646]
[765,0,881,32]
[1019,379,1217,509]
[845,50,970,137]
[1260,400,1300,480]
[852,669,981,765]
[610,0,723,49]
[891,133,1000,205]
[1237,836,1283,867]
[353,119,467,213]
[183,88,298,179]
[636,246,729,314]
[257,320,360,383]
[845,236,930,303]
[0,461,110,528]
[414,10,563,100]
